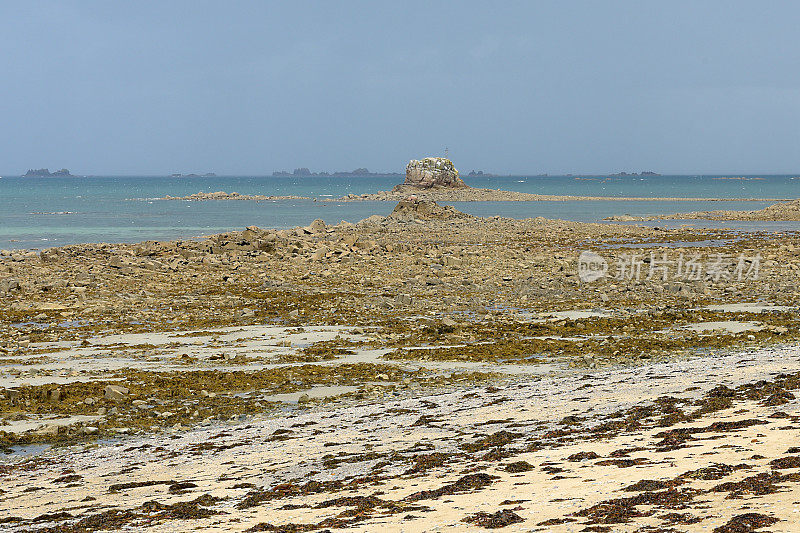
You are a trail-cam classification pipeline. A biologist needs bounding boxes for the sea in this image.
[1,174,799,250]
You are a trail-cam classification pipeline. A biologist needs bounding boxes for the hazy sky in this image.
[2,1,799,175]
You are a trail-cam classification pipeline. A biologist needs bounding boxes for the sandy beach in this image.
[3,337,800,532]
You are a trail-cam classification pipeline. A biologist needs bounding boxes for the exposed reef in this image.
[607,198,800,221]
[157,191,310,201]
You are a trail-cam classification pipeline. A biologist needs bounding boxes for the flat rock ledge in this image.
[339,187,779,203]
[158,191,310,201]
[342,186,546,202]
[606,198,800,221]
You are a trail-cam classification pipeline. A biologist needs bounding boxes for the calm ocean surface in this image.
[1,174,799,250]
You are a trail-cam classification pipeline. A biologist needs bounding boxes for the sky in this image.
[1,1,799,175]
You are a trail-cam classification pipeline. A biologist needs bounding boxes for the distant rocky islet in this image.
[22,168,71,177]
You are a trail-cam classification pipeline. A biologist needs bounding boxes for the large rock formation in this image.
[395,158,468,190]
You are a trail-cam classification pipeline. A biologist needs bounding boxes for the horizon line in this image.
[3,172,800,178]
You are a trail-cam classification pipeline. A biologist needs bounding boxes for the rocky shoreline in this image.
[3,199,800,531]
[607,198,800,221]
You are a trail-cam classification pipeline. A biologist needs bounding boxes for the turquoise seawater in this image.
[1,174,798,250]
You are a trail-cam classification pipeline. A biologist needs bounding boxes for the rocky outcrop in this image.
[396,158,468,190]
[387,198,469,222]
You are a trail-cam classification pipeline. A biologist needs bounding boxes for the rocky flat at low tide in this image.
[2,200,800,531]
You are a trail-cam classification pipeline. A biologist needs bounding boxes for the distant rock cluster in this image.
[610,171,661,176]
[272,168,401,177]
[23,168,71,177]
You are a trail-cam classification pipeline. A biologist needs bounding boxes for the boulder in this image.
[0,278,20,293]
[39,249,60,263]
[311,246,329,261]
[357,215,386,226]
[398,157,468,189]
[104,384,130,400]
[307,219,327,233]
